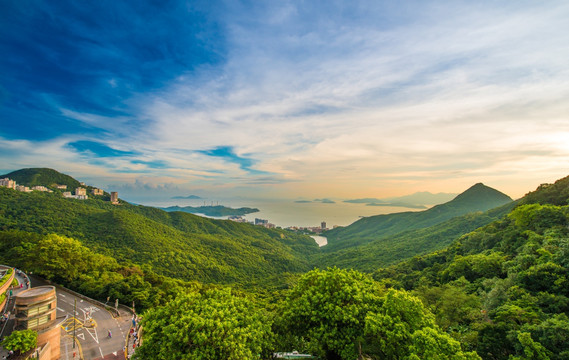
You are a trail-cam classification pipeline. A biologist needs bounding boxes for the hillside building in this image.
[75,187,86,196]
[32,186,52,192]
[16,185,31,192]
[0,178,16,189]
[91,188,104,196]
[14,286,60,360]
[55,184,67,190]
[110,191,119,204]
[321,221,327,230]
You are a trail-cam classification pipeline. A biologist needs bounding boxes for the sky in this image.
[1,0,569,203]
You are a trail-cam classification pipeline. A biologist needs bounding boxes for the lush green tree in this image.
[281,267,383,360]
[510,332,550,360]
[364,290,436,358]
[406,327,481,360]
[415,284,481,331]
[1,329,37,354]
[364,290,479,359]
[134,287,272,360]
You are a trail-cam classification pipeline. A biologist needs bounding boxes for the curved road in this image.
[1,271,134,360]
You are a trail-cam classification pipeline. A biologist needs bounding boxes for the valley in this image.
[1,168,569,359]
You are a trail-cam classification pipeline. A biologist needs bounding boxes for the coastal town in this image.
[1,177,331,233]
[230,215,334,234]
[0,177,120,204]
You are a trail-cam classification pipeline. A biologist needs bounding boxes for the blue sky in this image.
[1,1,569,202]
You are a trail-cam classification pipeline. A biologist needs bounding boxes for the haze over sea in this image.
[137,197,426,228]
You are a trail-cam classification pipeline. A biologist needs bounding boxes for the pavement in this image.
[0,270,136,360]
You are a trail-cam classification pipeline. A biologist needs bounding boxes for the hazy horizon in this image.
[1,1,568,202]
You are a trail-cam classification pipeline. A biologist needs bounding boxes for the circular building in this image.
[14,286,60,360]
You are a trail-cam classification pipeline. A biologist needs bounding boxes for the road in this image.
[27,275,134,360]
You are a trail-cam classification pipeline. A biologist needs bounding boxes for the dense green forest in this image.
[0,185,318,286]
[1,168,569,359]
[313,202,516,271]
[323,183,512,252]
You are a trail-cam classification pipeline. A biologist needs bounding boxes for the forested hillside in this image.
[370,178,569,359]
[0,186,318,285]
[324,183,512,252]
[2,168,569,359]
[1,168,82,190]
[313,201,516,271]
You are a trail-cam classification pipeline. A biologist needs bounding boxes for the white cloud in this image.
[8,2,569,199]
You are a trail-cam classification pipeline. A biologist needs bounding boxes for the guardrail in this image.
[29,275,127,318]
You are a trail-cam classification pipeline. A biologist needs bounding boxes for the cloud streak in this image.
[1,1,568,200]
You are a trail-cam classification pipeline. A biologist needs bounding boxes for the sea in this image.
[137,197,423,229]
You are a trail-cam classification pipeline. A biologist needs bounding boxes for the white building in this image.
[32,186,51,192]
[0,178,16,189]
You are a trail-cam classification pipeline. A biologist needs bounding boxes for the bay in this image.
[139,197,424,229]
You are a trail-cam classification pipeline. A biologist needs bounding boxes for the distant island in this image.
[171,195,202,199]
[160,205,259,217]
[344,191,456,209]
[366,202,426,209]
[294,198,336,204]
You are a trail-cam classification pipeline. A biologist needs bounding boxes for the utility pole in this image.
[73,299,76,349]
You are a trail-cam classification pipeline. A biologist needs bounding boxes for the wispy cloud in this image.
[1,1,568,199]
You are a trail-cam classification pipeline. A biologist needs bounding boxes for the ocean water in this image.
[138,197,423,229]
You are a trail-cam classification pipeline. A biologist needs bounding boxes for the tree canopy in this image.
[134,287,272,360]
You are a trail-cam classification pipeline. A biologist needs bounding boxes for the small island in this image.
[160,205,259,217]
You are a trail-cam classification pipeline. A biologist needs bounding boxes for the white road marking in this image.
[57,307,64,312]
[99,347,104,358]
[85,326,99,344]
[77,333,85,340]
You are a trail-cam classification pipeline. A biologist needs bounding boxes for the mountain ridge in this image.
[0,168,318,286]
[323,182,513,252]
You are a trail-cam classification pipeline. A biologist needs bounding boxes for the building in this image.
[16,185,31,192]
[255,218,268,225]
[14,286,60,360]
[75,187,87,196]
[91,188,104,196]
[32,186,51,192]
[55,184,67,190]
[0,178,16,189]
[110,191,119,204]
[79,182,86,186]
[321,221,327,230]
[62,191,72,198]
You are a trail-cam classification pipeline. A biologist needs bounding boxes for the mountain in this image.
[383,191,457,205]
[517,174,569,206]
[313,201,516,271]
[1,168,82,189]
[344,191,456,208]
[323,183,513,252]
[171,195,202,199]
[370,179,569,359]
[0,169,318,286]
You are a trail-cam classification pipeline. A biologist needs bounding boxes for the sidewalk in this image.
[124,315,141,359]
